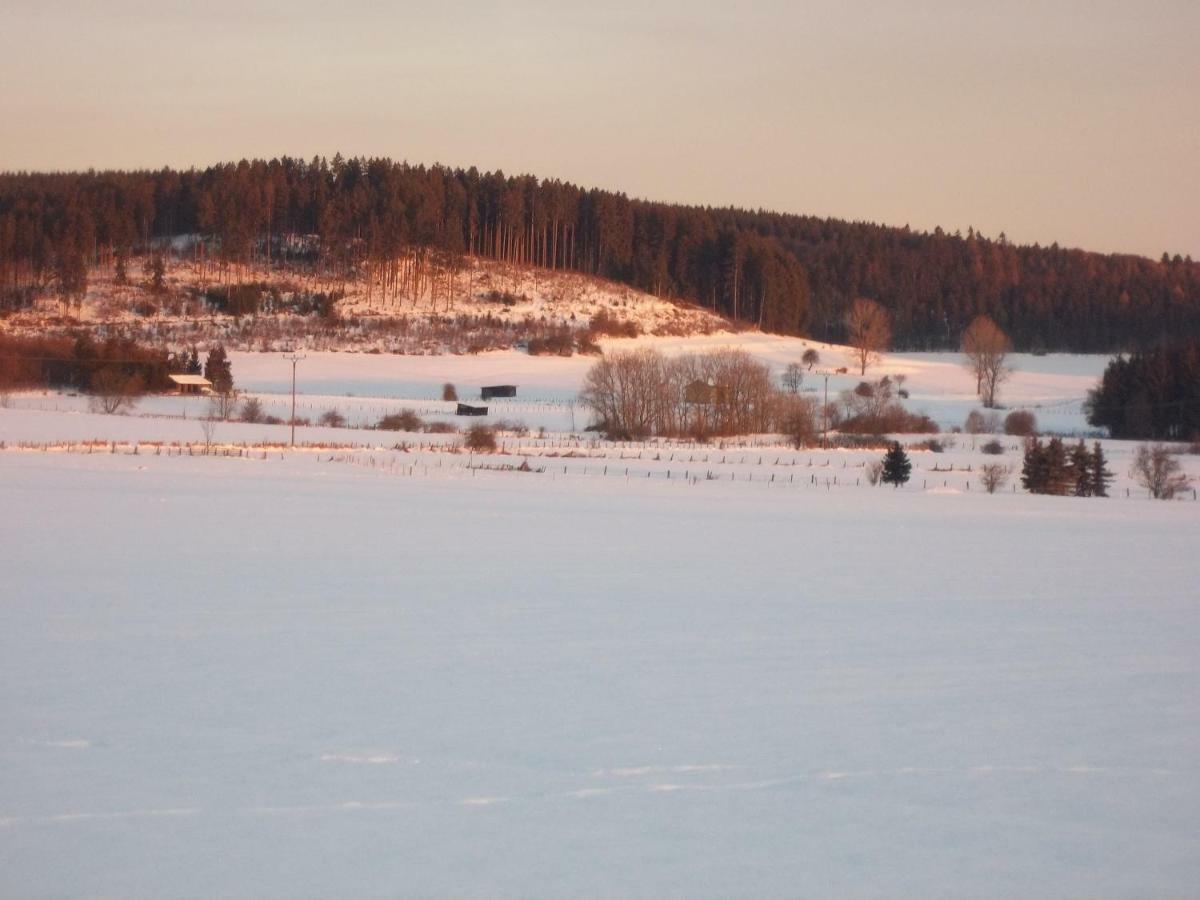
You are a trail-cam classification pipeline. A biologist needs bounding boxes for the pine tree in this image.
[1042,437,1071,495]
[1069,440,1092,496]
[881,441,911,486]
[1090,441,1113,497]
[1021,437,1046,493]
[204,345,233,394]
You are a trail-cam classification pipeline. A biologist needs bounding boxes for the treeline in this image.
[1086,339,1200,439]
[0,333,175,393]
[3,155,1198,350]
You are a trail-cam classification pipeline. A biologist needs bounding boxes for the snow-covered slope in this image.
[1,254,730,351]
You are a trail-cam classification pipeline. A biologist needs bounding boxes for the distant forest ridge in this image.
[2,155,1197,351]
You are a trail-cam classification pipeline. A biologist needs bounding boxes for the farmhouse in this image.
[480,384,517,400]
[168,374,213,395]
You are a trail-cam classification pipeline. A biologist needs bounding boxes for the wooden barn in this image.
[168,374,213,395]
[456,403,489,416]
[480,385,517,400]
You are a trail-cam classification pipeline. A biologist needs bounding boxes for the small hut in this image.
[168,374,213,396]
[480,385,517,400]
[456,403,489,416]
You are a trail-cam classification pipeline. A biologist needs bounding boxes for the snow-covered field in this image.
[1,450,1197,897]
[2,343,1198,897]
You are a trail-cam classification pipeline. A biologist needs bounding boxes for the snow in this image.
[1,339,1198,896]
[1,451,1197,897]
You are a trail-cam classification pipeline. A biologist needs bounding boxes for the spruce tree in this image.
[1043,437,1071,495]
[204,345,234,394]
[1021,437,1046,493]
[1069,440,1092,496]
[1090,441,1113,497]
[881,441,911,487]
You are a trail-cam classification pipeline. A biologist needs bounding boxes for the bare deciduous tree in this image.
[89,367,143,415]
[845,298,890,376]
[1130,444,1191,499]
[980,463,1009,494]
[199,415,218,454]
[961,315,1012,408]
[781,363,804,394]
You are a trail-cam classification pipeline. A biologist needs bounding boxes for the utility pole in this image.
[822,371,830,449]
[284,352,305,447]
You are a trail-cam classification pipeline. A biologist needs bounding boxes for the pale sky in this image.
[2,0,1196,258]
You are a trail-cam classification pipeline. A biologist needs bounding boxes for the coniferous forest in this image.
[2,155,1198,352]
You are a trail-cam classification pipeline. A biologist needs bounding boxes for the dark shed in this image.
[480,385,517,400]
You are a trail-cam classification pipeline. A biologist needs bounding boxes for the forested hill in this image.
[2,156,1197,352]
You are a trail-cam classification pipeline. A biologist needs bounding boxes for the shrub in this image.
[1004,409,1038,436]
[464,423,497,452]
[527,329,575,356]
[442,383,458,401]
[980,463,1009,494]
[964,409,988,434]
[377,409,424,431]
[588,309,640,338]
[980,439,1005,455]
[88,367,144,414]
[491,418,529,436]
[423,420,459,434]
[318,409,346,428]
[1130,443,1191,499]
[239,397,265,423]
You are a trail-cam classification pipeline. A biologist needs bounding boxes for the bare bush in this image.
[1130,444,1191,499]
[464,423,497,452]
[239,396,265,423]
[964,409,988,434]
[318,409,346,428]
[775,393,819,448]
[980,463,1009,493]
[865,460,884,485]
[209,390,237,421]
[441,383,458,401]
[378,409,424,431]
[1004,410,1038,437]
[88,367,143,414]
[838,377,937,434]
[980,439,1005,455]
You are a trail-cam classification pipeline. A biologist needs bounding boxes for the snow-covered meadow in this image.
[2,342,1198,897]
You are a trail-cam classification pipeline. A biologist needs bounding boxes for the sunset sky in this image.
[2,0,1196,258]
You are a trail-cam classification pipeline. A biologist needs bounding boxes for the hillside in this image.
[3,159,1199,352]
[0,251,732,354]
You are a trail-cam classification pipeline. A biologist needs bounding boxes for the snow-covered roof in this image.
[168,374,212,385]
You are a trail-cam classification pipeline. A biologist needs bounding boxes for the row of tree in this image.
[580,348,816,441]
[1085,339,1200,440]
[1021,438,1113,496]
[3,156,1197,350]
